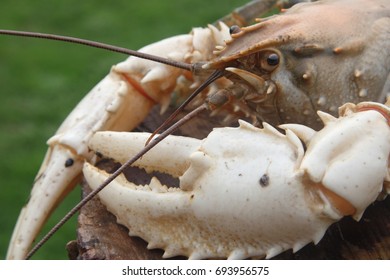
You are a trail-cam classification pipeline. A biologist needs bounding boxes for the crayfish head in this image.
[205,0,389,129]
[203,13,323,128]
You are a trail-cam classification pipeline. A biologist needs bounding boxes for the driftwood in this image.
[67,106,390,260]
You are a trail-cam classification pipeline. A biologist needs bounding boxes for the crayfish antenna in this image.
[0,29,196,72]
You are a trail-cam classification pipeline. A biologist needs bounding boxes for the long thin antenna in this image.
[0,29,194,72]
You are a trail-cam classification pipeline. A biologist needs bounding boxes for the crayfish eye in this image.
[259,51,280,72]
[267,53,279,66]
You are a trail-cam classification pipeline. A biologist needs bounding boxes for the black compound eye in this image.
[267,53,280,66]
[259,51,280,72]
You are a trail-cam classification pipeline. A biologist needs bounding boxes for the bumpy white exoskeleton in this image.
[83,102,390,259]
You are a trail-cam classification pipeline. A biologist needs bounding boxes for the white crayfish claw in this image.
[83,102,390,259]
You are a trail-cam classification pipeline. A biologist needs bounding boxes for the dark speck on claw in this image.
[65,158,74,167]
[259,174,269,187]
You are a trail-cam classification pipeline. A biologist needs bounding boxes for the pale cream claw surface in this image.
[83,102,390,259]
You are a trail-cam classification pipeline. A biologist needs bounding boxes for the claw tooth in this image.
[262,122,284,137]
[292,241,307,253]
[189,251,206,260]
[280,124,316,145]
[147,241,163,250]
[162,247,179,259]
[266,246,283,259]
[137,184,151,191]
[149,177,168,193]
[207,23,230,47]
[317,111,337,124]
[228,249,246,260]
[313,228,327,244]
[164,244,195,258]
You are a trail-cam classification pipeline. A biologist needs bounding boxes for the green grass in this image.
[0,0,251,259]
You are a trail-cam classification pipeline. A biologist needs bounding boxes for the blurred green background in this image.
[0,0,249,259]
